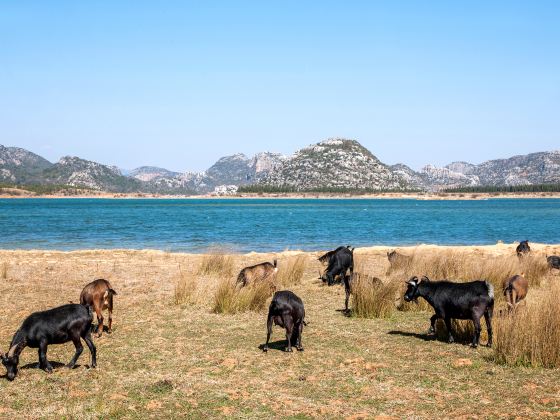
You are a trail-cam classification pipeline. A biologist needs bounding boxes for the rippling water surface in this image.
[0,198,559,252]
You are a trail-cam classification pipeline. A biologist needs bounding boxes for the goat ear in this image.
[420,276,430,283]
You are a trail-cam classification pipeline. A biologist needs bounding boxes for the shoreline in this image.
[2,191,560,200]
[1,242,558,257]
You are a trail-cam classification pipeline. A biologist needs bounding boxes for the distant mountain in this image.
[1,142,559,194]
[42,156,144,192]
[261,139,407,191]
[0,145,53,184]
[129,166,181,182]
[418,151,560,191]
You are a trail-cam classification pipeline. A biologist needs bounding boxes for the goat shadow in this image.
[20,361,67,370]
[388,330,475,346]
[258,340,292,352]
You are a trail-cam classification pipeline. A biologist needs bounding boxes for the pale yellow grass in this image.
[494,284,560,368]
[276,255,307,287]
[0,245,558,418]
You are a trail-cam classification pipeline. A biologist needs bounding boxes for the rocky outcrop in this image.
[260,139,407,191]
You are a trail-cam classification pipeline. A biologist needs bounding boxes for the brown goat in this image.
[80,279,117,337]
[502,274,528,311]
[237,260,278,288]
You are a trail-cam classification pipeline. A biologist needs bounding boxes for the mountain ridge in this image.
[1,142,559,194]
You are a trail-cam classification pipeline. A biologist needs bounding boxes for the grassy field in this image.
[0,244,559,418]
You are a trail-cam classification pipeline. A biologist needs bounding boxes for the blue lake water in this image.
[0,198,558,252]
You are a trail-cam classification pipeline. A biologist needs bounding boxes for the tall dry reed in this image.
[493,285,560,368]
[173,267,197,305]
[350,273,399,318]
[198,253,234,278]
[276,255,307,287]
[212,278,273,314]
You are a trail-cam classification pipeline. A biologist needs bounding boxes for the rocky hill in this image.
[0,145,53,184]
[417,151,560,191]
[2,142,560,194]
[42,156,144,192]
[260,139,407,191]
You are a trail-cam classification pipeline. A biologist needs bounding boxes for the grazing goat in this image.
[1,304,96,381]
[237,260,278,288]
[502,274,528,311]
[318,246,354,312]
[263,291,306,353]
[516,240,531,258]
[547,255,560,270]
[386,250,412,274]
[80,279,117,337]
[404,276,494,348]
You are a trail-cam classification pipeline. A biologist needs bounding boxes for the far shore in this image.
[1,189,560,200]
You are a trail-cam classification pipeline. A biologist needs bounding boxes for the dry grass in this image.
[197,253,234,277]
[350,273,399,318]
[212,277,273,314]
[1,262,6,280]
[173,266,197,305]
[494,284,560,368]
[276,255,307,287]
[0,246,559,418]
[387,249,550,312]
[518,254,549,288]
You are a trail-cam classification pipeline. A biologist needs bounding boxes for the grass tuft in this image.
[198,253,234,277]
[493,284,560,368]
[173,267,197,305]
[276,255,307,287]
[351,273,399,318]
[212,278,273,314]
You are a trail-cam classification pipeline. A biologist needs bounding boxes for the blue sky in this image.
[1,1,558,172]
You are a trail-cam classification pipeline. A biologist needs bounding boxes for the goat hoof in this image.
[91,363,97,369]
[262,347,268,353]
[448,337,455,344]
[297,346,304,352]
[285,347,293,353]
[45,366,53,373]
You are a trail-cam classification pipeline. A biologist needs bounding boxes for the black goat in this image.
[1,304,96,381]
[403,276,494,348]
[263,291,306,353]
[547,255,560,270]
[318,246,354,312]
[516,240,531,258]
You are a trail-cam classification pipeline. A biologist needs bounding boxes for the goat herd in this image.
[1,242,559,381]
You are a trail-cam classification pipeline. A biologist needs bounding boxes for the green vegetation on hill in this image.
[0,183,91,195]
[238,184,421,194]
[444,184,560,193]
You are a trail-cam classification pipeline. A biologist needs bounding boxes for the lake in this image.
[0,198,558,252]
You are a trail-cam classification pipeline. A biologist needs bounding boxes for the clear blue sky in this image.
[1,1,558,172]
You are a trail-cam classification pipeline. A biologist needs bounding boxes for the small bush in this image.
[351,273,399,318]
[198,253,234,277]
[276,255,306,287]
[174,268,197,305]
[493,285,560,368]
[212,278,273,314]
